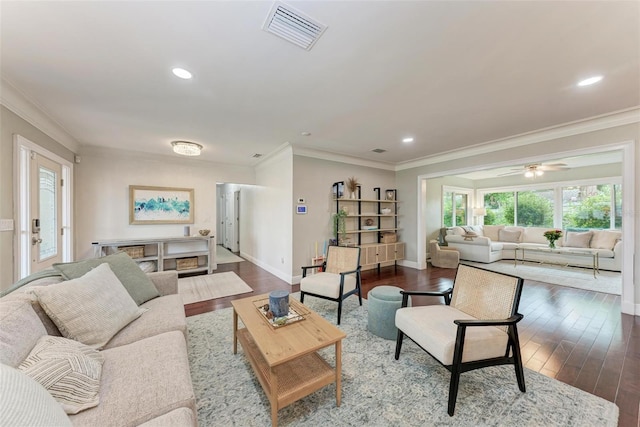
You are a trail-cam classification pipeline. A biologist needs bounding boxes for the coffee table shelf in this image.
[237,329,336,408]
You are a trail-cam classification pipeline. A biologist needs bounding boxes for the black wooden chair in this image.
[394,263,525,416]
[300,245,362,324]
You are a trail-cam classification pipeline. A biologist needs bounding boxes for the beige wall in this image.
[291,155,396,281]
[74,146,254,261]
[0,106,75,289]
[239,146,293,282]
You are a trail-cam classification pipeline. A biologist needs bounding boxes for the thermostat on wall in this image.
[296,205,307,214]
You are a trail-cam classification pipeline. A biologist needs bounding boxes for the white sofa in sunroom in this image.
[444,225,622,272]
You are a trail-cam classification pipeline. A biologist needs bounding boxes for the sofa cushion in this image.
[565,231,592,248]
[53,251,160,305]
[19,336,104,414]
[498,229,521,243]
[446,226,465,236]
[482,225,504,242]
[30,263,145,349]
[68,331,196,427]
[0,299,46,368]
[590,230,621,250]
[0,363,72,427]
[137,407,196,427]
[103,294,188,349]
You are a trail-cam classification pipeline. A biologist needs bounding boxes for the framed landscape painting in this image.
[129,186,194,224]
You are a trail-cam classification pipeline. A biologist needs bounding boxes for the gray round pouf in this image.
[367,285,408,340]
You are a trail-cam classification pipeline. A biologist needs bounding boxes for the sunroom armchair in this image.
[300,245,362,324]
[394,263,525,416]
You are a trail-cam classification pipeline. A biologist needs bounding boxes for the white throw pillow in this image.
[590,230,621,250]
[19,336,104,414]
[564,231,593,248]
[482,225,504,242]
[0,299,46,368]
[498,229,521,243]
[30,263,145,349]
[0,363,72,426]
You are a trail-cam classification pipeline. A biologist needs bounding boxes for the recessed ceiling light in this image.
[577,75,603,87]
[402,137,414,143]
[172,67,193,79]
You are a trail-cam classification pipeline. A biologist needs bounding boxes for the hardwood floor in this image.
[185,261,640,427]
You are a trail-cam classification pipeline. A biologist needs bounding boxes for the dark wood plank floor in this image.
[185,261,640,427]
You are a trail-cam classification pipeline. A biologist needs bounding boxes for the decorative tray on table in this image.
[253,298,309,328]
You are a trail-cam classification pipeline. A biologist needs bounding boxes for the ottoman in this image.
[367,285,408,340]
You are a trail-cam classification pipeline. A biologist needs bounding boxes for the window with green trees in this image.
[443,190,469,227]
[562,184,621,229]
[480,180,621,230]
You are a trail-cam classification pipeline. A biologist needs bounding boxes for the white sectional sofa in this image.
[444,225,622,272]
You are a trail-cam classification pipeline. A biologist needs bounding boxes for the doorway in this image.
[15,135,73,280]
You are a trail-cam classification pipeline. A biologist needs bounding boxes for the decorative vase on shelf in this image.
[350,192,356,199]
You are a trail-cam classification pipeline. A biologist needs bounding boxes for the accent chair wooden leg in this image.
[510,327,526,392]
[394,330,404,360]
[448,368,461,416]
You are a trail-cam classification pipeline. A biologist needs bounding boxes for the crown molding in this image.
[1,77,81,153]
[292,146,396,171]
[395,107,640,171]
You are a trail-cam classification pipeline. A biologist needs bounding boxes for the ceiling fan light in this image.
[535,170,544,176]
[524,171,534,178]
[171,141,202,156]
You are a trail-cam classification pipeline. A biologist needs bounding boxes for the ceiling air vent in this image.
[251,153,263,158]
[371,148,387,154]
[263,2,327,51]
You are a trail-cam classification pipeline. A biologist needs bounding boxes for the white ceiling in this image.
[1,1,639,167]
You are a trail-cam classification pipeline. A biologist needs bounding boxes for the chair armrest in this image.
[399,288,453,307]
[301,264,324,278]
[454,313,523,327]
[338,267,360,276]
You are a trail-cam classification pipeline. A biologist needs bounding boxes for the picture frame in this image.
[386,190,395,201]
[129,185,194,224]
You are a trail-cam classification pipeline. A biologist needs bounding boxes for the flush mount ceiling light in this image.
[402,137,414,143]
[577,75,603,87]
[172,67,193,79]
[171,141,202,156]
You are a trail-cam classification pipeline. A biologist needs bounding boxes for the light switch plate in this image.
[0,219,14,231]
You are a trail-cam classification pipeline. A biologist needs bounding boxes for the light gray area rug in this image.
[187,294,618,426]
[216,245,245,264]
[465,260,621,295]
[178,271,252,305]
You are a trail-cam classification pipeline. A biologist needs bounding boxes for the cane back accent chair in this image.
[300,245,362,324]
[394,263,525,416]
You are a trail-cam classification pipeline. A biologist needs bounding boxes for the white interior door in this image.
[30,153,63,272]
[224,191,235,251]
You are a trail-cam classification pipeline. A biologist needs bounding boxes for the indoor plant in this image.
[332,208,348,236]
[543,229,563,249]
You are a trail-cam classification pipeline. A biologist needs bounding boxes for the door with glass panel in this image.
[30,153,63,272]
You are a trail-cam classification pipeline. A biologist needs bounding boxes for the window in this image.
[562,184,621,229]
[479,179,621,230]
[443,187,472,227]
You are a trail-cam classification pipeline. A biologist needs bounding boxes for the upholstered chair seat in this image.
[300,246,362,324]
[430,240,460,269]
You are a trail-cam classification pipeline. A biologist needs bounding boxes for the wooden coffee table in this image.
[232,294,346,426]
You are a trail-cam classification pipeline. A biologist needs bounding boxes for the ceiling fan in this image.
[498,163,570,178]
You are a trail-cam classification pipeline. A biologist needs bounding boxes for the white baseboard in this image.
[239,251,294,285]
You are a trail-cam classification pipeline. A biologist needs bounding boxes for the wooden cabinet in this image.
[361,242,405,266]
[92,236,215,275]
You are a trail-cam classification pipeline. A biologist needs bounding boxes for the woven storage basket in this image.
[380,232,397,243]
[118,246,144,259]
[176,257,198,271]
